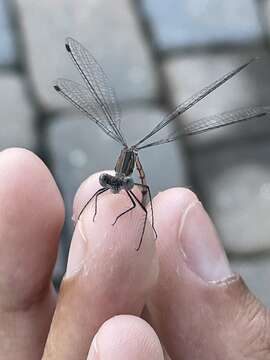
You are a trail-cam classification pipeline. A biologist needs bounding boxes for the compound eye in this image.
[125,177,134,190]
[99,173,108,187]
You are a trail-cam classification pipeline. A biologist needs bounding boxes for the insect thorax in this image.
[115,148,137,177]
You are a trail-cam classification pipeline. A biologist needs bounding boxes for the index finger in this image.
[43,171,158,359]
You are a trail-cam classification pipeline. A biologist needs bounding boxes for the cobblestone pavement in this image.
[2,0,270,304]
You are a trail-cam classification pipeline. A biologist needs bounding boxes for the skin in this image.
[0,148,270,359]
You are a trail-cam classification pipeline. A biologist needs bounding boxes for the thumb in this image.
[146,188,270,360]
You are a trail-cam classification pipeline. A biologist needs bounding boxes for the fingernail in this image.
[65,219,87,278]
[88,334,100,359]
[179,201,233,282]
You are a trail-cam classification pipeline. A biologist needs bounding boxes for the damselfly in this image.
[54,38,270,250]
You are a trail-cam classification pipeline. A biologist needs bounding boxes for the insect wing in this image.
[137,106,270,149]
[65,37,126,145]
[134,59,256,148]
[54,78,121,143]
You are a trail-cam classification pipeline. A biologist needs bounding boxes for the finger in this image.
[43,172,158,359]
[146,188,270,359]
[0,148,64,359]
[87,315,164,360]
[141,308,172,360]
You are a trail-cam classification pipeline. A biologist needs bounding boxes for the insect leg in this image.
[134,183,157,239]
[78,187,106,221]
[93,188,109,221]
[112,190,136,225]
[129,190,148,251]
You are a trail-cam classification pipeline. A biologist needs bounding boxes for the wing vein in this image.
[134,59,256,148]
[65,38,127,146]
[136,106,270,150]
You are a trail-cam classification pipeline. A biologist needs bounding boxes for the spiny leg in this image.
[129,190,148,251]
[134,183,157,239]
[93,188,109,221]
[78,187,107,221]
[112,190,136,226]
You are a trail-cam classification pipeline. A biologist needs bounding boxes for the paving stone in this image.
[142,0,263,51]
[192,140,270,255]
[48,105,189,274]
[231,256,270,307]
[16,0,158,111]
[0,73,36,150]
[163,50,270,149]
[263,0,270,39]
[0,0,16,65]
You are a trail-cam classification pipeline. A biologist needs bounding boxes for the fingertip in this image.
[65,169,159,305]
[154,187,199,210]
[0,147,64,309]
[66,172,158,281]
[0,147,65,231]
[87,315,164,360]
[152,187,199,248]
[70,170,156,257]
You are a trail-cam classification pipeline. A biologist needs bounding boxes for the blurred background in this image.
[2,0,270,302]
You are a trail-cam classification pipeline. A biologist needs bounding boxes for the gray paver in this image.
[0,73,36,150]
[231,256,270,307]
[192,140,270,254]
[163,50,270,148]
[16,0,158,110]
[263,0,270,39]
[142,0,263,51]
[48,105,189,269]
[0,0,16,66]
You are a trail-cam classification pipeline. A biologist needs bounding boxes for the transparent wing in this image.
[65,37,126,146]
[134,59,256,148]
[54,78,122,144]
[136,106,270,150]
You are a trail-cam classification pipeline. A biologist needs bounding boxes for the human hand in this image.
[0,148,269,360]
